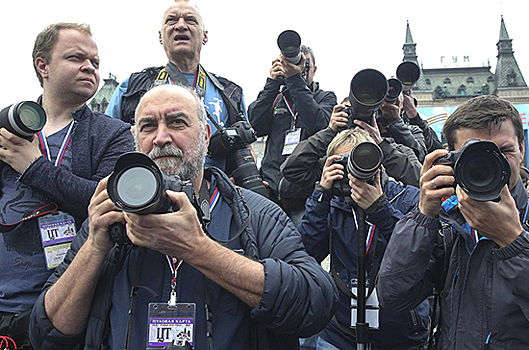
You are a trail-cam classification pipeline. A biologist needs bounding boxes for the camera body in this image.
[208,121,268,197]
[331,142,384,197]
[433,139,511,202]
[107,152,198,245]
[0,101,47,141]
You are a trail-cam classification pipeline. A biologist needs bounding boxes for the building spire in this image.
[405,20,414,44]
[495,16,527,90]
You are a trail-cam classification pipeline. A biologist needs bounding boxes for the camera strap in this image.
[0,202,58,233]
[163,62,207,100]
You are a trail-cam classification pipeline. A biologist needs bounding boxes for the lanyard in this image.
[37,121,74,167]
[164,183,218,305]
[282,95,297,128]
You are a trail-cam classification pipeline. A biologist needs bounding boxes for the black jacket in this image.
[378,179,529,350]
[248,75,336,197]
[281,127,422,188]
[119,65,246,126]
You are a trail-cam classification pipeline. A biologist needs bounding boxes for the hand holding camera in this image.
[455,184,522,247]
[329,104,350,132]
[269,58,284,80]
[418,149,456,218]
[348,170,383,210]
[320,155,346,191]
[0,101,46,173]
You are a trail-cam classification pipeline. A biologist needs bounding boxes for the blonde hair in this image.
[327,128,374,157]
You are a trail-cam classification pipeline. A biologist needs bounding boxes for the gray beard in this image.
[147,137,207,182]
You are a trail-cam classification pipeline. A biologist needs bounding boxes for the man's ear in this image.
[35,57,48,80]
[205,123,212,147]
[202,30,209,45]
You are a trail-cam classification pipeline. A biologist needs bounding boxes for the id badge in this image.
[350,286,380,329]
[147,302,196,349]
[38,211,76,270]
[282,128,301,156]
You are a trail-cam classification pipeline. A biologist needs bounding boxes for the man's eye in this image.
[140,123,156,132]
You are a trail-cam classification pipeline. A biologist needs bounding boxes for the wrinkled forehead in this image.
[162,1,204,25]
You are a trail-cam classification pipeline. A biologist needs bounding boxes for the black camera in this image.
[208,121,268,197]
[433,139,511,202]
[386,78,403,104]
[396,61,421,94]
[0,101,47,140]
[107,152,198,245]
[332,142,384,197]
[347,69,389,124]
[277,30,302,64]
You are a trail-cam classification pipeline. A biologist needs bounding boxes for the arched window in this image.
[458,85,467,95]
[443,77,451,84]
[466,77,474,84]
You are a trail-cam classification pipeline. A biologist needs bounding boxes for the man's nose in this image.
[81,59,96,74]
[153,124,172,147]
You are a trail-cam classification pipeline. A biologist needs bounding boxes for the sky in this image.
[0,0,527,109]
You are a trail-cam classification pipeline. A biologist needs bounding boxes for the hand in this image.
[280,53,306,78]
[348,170,383,210]
[320,155,344,191]
[353,114,383,144]
[418,149,456,218]
[379,101,401,123]
[124,191,209,261]
[87,177,124,254]
[402,91,418,118]
[329,104,350,132]
[0,128,42,174]
[269,58,283,80]
[457,185,523,247]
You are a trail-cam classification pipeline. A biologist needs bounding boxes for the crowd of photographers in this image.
[1,1,529,350]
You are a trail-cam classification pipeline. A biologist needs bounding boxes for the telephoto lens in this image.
[349,69,389,123]
[396,61,421,93]
[346,142,384,182]
[0,101,47,140]
[386,78,403,104]
[277,30,302,64]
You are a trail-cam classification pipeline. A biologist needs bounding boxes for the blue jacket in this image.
[298,180,429,349]
[29,168,338,350]
[378,179,529,350]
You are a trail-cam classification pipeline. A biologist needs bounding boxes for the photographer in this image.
[377,95,529,349]
[294,127,429,350]
[29,84,338,350]
[248,44,336,225]
[401,90,443,153]
[378,99,427,163]
[0,23,133,349]
[106,0,249,171]
[281,103,422,188]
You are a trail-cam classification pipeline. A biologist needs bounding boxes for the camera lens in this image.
[277,30,302,64]
[18,102,46,132]
[0,101,47,140]
[115,166,158,208]
[347,142,383,181]
[455,141,510,202]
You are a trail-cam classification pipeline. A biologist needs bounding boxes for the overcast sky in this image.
[1,0,527,109]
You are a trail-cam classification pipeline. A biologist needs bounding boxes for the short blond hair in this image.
[327,128,374,157]
[33,23,92,87]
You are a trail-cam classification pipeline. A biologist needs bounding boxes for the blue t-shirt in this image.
[0,125,73,312]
